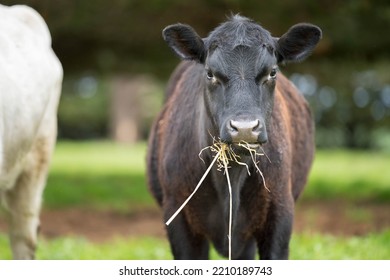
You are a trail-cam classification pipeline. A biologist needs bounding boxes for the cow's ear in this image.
[163,24,206,63]
[275,23,322,64]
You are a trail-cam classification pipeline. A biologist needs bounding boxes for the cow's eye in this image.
[206,70,214,80]
[206,70,218,84]
[269,68,277,79]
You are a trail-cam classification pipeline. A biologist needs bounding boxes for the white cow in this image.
[0,4,62,259]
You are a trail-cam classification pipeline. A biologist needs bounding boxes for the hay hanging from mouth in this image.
[165,138,269,260]
[199,139,270,192]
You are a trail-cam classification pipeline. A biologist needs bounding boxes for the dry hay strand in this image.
[165,138,269,260]
[199,139,270,192]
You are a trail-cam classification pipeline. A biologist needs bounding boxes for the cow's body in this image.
[147,16,320,259]
[0,4,62,259]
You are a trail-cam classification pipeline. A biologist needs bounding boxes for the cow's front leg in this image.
[256,196,294,260]
[164,201,209,260]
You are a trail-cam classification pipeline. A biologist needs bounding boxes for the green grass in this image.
[304,149,390,202]
[0,234,171,260]
[1,230,389,259]
[290,230,390,260]
[44,141,153,210]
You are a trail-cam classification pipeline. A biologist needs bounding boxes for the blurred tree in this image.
[2,0,389,147]
[3,0,388,75]
[57,75,109,139]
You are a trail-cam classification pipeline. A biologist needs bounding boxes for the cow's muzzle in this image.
[226,118,268,145]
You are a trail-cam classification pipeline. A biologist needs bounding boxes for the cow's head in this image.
[163,16,321,151]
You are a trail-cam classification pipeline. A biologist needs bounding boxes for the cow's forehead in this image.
[206,44,276,77]
[205,16,275,51]
[204,16,276,75]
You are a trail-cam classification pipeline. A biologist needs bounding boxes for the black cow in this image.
[147,15,321,260]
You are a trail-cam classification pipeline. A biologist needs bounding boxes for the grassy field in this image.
[0,141,389,259]
[44,141,390,209]
[305,150,390,202]
[1,231,389,260]
[43,141,153,210]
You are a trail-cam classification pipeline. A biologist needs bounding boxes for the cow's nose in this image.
[228,119,265,143]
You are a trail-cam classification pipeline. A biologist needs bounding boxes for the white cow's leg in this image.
[2,139,52,259]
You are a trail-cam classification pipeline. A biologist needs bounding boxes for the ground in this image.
[1,201,388,242]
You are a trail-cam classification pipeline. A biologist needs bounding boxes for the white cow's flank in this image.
[0,4,62,259]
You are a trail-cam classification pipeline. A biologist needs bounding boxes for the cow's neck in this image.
[211,157,253,239]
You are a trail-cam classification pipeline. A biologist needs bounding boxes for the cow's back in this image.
[0,4,62,188]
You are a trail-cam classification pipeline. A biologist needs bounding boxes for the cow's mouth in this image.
[230,142,261,155]
[243,143,261,149]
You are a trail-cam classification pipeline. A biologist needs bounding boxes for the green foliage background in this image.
[2,0,389,147]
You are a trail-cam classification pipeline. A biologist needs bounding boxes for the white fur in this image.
[0,4,63,259]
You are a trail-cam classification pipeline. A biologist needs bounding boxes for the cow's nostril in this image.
[252,119,260,132]
[229,120,238,132]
